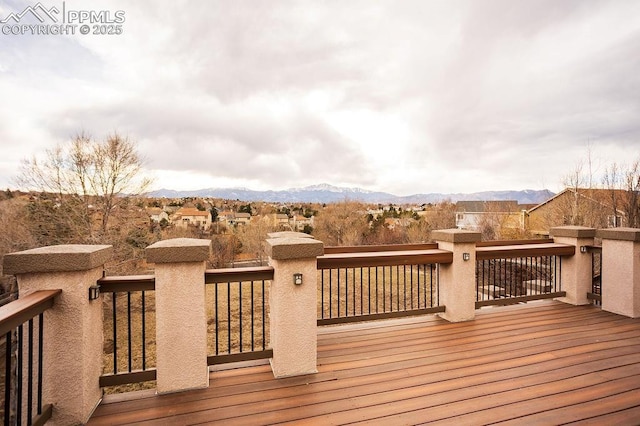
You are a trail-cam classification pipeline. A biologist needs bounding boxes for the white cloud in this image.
[1,0,639,195]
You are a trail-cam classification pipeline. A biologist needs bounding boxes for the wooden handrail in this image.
[205,266,274,284]
[317,249,453,269]
[476,243,575,260]
[0,289,61,335]
[476,238,554,247]
[324,243,439,254]
[98,275,155,292]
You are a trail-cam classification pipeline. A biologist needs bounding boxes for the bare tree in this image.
[562,159,590,226]
[603,162,623,226]
[17,133,152,243]
[0,198,38,275]
[619,160,640,227]
[234,216,276,265]
[312,201,369,246]
[604,158,640,227]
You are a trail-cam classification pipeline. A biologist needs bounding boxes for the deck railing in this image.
[97,275,156,388]
[0,290,59,426]
[475,240,572,307]
[205,267,273,365]
[97,267,275,386]
[8,225,640,419]
[585,245,602,305]
[316,244,451,325]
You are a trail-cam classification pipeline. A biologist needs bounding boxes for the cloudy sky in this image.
[1,0,639,196]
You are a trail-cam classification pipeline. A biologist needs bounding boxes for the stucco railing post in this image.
[146,238,211,394]
[432,229,481,322]
[550,226,596,306]
[266,232,323,378]
[596,228,640,318]
[2,244,112,425]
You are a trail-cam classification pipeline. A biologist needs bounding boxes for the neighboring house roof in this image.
[234,212,251,219]
[456,200,519,213]
[527,188,627,215]
[175,207,209,217]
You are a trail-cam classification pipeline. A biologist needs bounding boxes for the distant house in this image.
[292,215,313,232]
[172,207,210,229]
[455,201,524,231]
[228,212,251,226]
[271,213,290,229]
[217,211,235,223]
[525,188,627,236]
[383,217,415,230]
[147,207,169,223]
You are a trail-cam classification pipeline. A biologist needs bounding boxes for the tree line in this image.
[1,134,639,277]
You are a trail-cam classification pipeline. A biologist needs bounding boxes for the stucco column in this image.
[432,229,481,322]
[3,244,112,425]
[597,228,640,318]
[550,226,596,305]
[266,232,323,378]
[146,238,211,394]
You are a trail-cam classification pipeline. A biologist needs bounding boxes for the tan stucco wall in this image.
[154,260,209,393]
[3,244,112,425]
[550,226,596,306]
[433,229,481,322]
[146,238,211,394]
[18,268,104,425]
[601,238,640,318]
[268,257,318,378]
[266,233,322,378]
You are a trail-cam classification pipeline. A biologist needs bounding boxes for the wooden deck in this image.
[89,301,640,425]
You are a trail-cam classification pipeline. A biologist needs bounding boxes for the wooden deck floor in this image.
[89,301,640,425]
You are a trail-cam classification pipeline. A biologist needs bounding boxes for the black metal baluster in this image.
[352,267,356,316]
[321,271,325,319]
[112,292,117,374]
[360,267,363,316]
[227,282,231,354]
[403,265,407,311]
[261,280,266,351]
[239,282,243,352]
[5,331,11,426]
[17,324,23,425]
[251,280,255,352]
[27,319,34,423]
[384,266,388,313]
[141,291,146,371]
[344,268,348,317]
[389,266,393,312]
[337,269,341,318]
[367,267,372,314]
[37,314,43,415]
[127,292,132,372]
[375,267,379,313]
[215,283,219,356]
[329,270,333,319]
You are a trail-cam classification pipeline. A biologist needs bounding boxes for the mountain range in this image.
[148,184,554,205]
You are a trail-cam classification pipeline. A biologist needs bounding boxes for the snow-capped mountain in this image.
[148,184,554,205]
